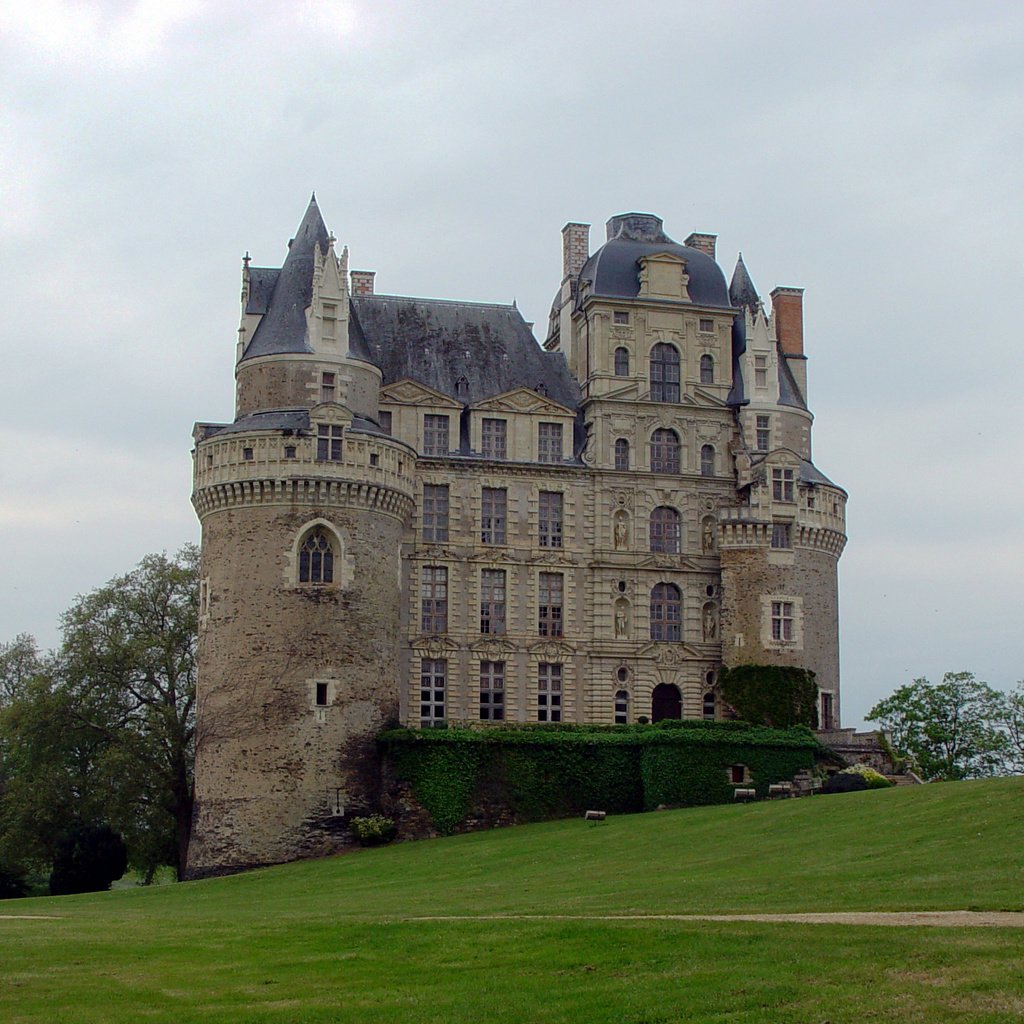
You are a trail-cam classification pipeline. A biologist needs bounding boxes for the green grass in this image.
[3,779,1023,1023]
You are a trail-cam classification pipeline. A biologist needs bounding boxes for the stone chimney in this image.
[350,270,375,296]
[685,232,717,261]
[771,287,805,356]
[562,222,590,281]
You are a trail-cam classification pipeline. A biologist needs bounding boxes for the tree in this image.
[48,823,128,895]
[0,634,44,705]
[867,673,1010,780]
[996,683,1024,775]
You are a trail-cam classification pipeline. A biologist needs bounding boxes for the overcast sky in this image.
[2,0,1022,727]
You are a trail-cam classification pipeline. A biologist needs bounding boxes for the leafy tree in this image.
[0,634,45,705]
[867,673,1010,780]
[996,683,1024,775]
[48,823,128,895]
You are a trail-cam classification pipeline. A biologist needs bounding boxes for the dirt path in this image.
[409,911,1024,928]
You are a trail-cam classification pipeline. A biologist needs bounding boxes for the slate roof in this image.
[729,254,760,313]
[575,213,732,310]
[352,294,580,410]
[200,409,388,440]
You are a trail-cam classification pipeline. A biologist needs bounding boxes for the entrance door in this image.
[651,683,682,722]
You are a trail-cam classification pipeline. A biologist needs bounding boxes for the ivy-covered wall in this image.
[380,721,821,835]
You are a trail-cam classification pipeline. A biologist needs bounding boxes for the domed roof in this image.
[575,213,731,310]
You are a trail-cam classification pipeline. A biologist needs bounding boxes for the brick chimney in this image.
[684,232,717,260]
[350,270,375,296]
[562,222,590,281]
[771,287,804,356]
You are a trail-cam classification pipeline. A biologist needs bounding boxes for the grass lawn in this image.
[3,778,1023,1023]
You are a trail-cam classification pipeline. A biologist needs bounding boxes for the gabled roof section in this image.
[242,196,331,360]
[353,294,580,410]
[471,386,574,417]
[729,254,760,313]
[380,378,463,409]
[778,351,808,410]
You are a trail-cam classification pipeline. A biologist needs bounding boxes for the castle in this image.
[186,197,847,876]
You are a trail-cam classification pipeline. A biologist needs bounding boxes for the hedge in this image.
[381,721,821,834]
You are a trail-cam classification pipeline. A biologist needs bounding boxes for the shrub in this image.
[821,772,868,795]
[841,764,893,789]
[0,864,29,900]
[719,665,819,728]
[49,824,128,896]
[350,814,397,846]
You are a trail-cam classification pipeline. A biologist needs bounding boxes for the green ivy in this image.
[719,664,820,728]
[381,722,820,834]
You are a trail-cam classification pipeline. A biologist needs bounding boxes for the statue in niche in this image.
[702,602,719,642]
[613,511,629,550]
[702,516,716,554]
[614,599,630,638]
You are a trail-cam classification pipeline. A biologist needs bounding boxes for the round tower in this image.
[186,198,414,877]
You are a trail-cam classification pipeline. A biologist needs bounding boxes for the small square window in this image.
[370,453,379,466]
[284,445,297,459]
[699,318,714,333]
[613,310,629,325]
[243,447,254,461]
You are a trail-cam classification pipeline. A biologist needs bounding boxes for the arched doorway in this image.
[651,683,682,722]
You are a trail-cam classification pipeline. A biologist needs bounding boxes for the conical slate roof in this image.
[729,253,760,312]
[242,196,332,360]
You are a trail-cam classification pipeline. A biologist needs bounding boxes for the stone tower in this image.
[186,197,415,877]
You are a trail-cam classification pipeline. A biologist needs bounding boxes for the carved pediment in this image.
[472,387,574,417]
[381,379,462,409]
[470,637,517,658]
[411,636,460,657]
[310,402,353,426]
[636,641,703,664]
[528,640,576,659]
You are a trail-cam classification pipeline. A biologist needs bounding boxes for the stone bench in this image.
[768,783,793,799]
[584,809,607,822]
[733,788,757,802]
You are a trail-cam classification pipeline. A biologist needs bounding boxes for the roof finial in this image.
[310,190,317,203]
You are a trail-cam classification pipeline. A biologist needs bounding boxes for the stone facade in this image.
[187,198,847,876]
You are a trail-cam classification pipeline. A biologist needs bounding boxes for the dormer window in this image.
[321,372,336,403]
[322,303,337,342]
[772,468,795,502]
[755,354,768,388]
[535,382,548,397]
[650,343,680,402]
[317,424,343,461]
[455,376,469,400]
[613,310,629,325]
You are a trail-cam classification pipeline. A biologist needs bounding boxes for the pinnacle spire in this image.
[729,252,760,312]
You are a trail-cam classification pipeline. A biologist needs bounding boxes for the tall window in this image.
[481,488,507,545]
[771,522,792,549]
[614,438,630,471]
[538,422,563,463]
[703,690,716,720]
[538,491,563,548]
[420,566,448,633]
[772,468,795,502]
[614,347,630,376]
[317,424,343,461]
[482,418,507,459]
[700,444,715,477]
[423,415,449,456]
[299,529,334,584]
[699,354,714,384]
[321,303,337,341]
[650,343,681,402]
[422,484,449,542]
[420,659,446,726]
[754,354,768,388]
[650,429,680,474]
[378,410,393,435]
[649,506,681,553]
[771,601,794,641]
[538,572,563,637]
[650,583,682,641]
[537,663,562,722]
[614,689,629,725]
[479,661,505,721]
[755,415,770,452]
[480,570,506,635]
[320,371,336,403]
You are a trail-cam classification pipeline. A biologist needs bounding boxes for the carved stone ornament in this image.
[702,602,719,642]
[613,511,629,550]
[702,516,717,554]
[412,636,459,659]
[614,598,630,639]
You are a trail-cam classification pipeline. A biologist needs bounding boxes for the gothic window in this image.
[480,570,506,635]
[378,410,392,435]
[650,343,681,402]
[754,354,768,388]
[299,529,334,584]
[772,468,795,501]
[614,438,630,471]
[755,415,770,452]
[538,422,563,463]
[538,572,563,637]
[538,491,563,548]
[420,566,448,634]
[650,583,682,641]
[650,428,680,474]
[481,488,507,545]
[537,663,562,722]
[482,418,507,459]
[420,659,446,726]
[614,347,630,376]
[455,376,469,399]
[423,415,449,456]
[422,484,449,542]
[771,600,794,641]
[321,303,337,341]
[321,371,336,403]
[614,689,629,725]
[700,354,714,384]
[771,522,792,549]
[317,424,343,461]
[479,661,505,720]
[649,506,681,554]
[700,444,715,477]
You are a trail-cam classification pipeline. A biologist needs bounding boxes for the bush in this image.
[821,772,869,795]
[0,864,29,900]
[49,824,128,895]
[350,814,397,847]
[841,764,893,789]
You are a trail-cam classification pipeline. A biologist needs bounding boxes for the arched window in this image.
[700,354,714,384]
[299,528,334,584]
[649,507,681,553]
[650,583,682,641]
[700,444,715,477]
[650,343,681,402]
[650,428,680,474]
[614,438,629,471]
[614,347,630,376]
[455,375,469,399]
[614,689,629,725]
